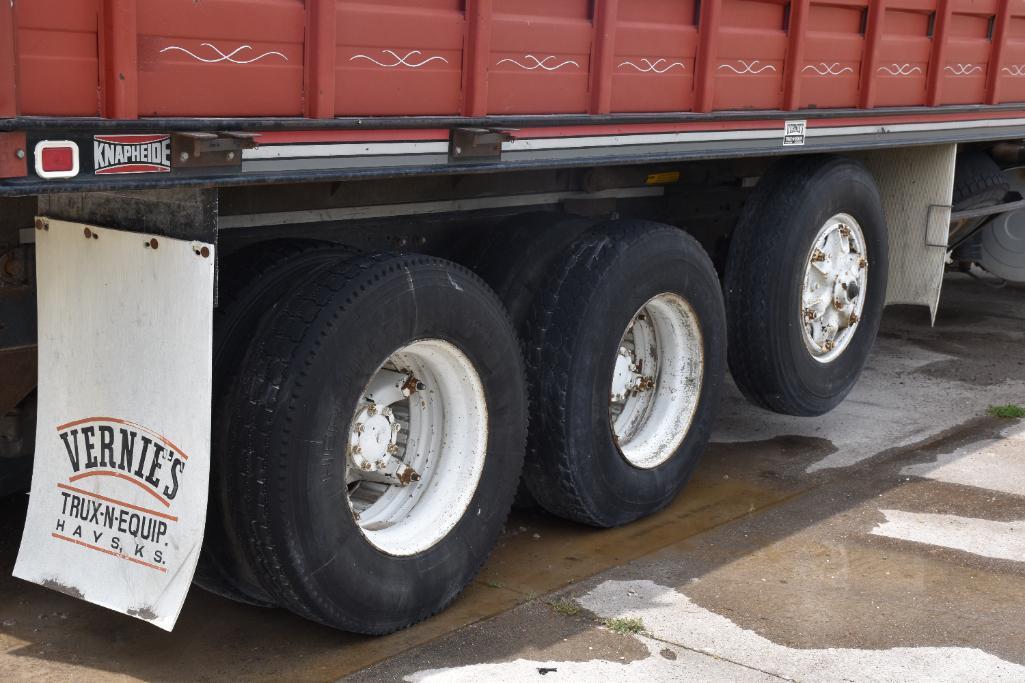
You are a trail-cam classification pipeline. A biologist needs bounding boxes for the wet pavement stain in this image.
[0,444,805,682]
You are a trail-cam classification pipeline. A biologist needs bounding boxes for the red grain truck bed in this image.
[3,0,1025,119]
[2,0,1025,195]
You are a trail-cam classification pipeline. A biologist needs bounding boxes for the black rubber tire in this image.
[950,151,1010,247]
[229,253,527,634]
[465,212,594,333]
[953,151,1008,209]
[523,220,727,528]
[464,212,592,508]
[724,155,889,417]
[194,240,355,607]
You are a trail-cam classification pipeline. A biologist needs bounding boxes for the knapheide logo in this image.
[93,134,172,175]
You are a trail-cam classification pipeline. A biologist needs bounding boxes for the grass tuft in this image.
[602,617,645,635]
[549,598,581,617]
[988,404,1025,419]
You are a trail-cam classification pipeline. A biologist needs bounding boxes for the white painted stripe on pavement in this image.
[901,423,1025,497]
[408,580,1025,681]
[872,509,1025,562]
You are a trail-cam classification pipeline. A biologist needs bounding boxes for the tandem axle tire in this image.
[464,212,592,508]
[195,241,356,607]
[523,220,727,528]
[724,156,889,417]
[228,253,527,634]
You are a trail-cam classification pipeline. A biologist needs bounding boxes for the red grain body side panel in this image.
[488,0,593,114]
[3,0,1025,123]
[0,3,16,117]
[611,0,697,113]
[136,0,305,117]
[15,0,101,116]
[335,0,465,116]
[795,0,869,109]
[995,0,1025,103]
[935,0,999,104]
[872,0,936,107]
[712,0,789,110]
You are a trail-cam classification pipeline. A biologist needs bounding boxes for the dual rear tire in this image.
[201,219,730,632]
[200,250,526,633]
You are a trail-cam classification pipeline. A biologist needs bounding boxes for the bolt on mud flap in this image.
[14,218,214,631]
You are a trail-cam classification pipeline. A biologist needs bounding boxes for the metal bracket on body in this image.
[449,128,515,162]
[925,203,953,248]
[172,132,258,170]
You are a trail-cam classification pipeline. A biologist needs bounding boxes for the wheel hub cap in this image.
[608,293,704,470]
[800,213,869,363]
[343,340,488,556]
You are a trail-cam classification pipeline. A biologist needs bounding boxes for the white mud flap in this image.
[14,219,214,631]
[857,144,956,321]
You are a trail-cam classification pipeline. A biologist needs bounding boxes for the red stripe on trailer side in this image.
[246,108,1025,150]
[783,0,811,111]
[589,0,619,115]
[988,0,1013,104]
[254,129,451,145]
[95,164,170,175]
[0,2,15,118]
[693,0,722,113]
[100,0,139,119]
[463,0,493,117]
[95,134,169,145]
[305,0,336,119]
[859,0,887,109]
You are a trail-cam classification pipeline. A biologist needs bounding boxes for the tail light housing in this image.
[34,141,80,179]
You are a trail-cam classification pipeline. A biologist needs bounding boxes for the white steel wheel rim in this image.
[609,293,704,470]
[800,213,869,364]
[344,339,488,556]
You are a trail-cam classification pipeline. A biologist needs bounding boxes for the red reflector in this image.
[41,146,75,172]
